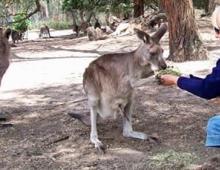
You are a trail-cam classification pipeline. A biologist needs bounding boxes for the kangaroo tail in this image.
[68,112,90,126]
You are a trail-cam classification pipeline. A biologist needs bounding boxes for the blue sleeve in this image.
[177,59,220,99]
[189,74,203,80]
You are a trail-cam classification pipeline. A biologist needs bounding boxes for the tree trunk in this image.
[86,11,95,23]
[161,0,207,62]
[40,0,49,19]
[158,1,165,12]
[208,0,216,14]
[71,10,77,26]
[203,0,209,13]
[105,9,110,26]
[133,0,144,18]
[79,10,85,23]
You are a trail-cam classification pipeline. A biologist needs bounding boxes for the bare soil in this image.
[1,15,220,170]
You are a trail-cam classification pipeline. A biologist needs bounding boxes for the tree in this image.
[0,0,41,26]
[62,0,104,26]
[62,0,133,27]
[208,0,216,14]
[107,0,133,19]
[133,0,144,17]
[13,13,30,32]
[161,0,207,62]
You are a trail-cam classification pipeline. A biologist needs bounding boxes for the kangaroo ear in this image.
[134,28,152,44]
[151,23,167,43]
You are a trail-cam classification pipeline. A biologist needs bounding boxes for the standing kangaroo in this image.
[0,28,10,86]
[11,29,23,44]
[39,25,51,38]
[72,24,167,153]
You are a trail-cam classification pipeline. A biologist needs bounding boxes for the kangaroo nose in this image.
[161,63,167,70]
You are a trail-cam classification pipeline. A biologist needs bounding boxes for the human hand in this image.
[210,97,220,105]
[159,74,179,86]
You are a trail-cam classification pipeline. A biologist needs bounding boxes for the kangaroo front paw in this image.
[123,131,148,140]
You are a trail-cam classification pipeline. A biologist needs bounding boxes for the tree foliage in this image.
[62,0,132,24]
[193,0,208,10]
[0,0,215,31]
[13,13,30,31]
[0,0,41,27]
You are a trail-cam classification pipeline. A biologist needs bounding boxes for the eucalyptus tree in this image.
[161,0,207,62]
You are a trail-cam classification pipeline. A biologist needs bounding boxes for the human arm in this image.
[160,60,220,100]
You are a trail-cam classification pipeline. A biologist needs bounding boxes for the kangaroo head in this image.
[134,23,167,71]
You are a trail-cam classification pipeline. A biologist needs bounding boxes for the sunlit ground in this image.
[1,30,219,100]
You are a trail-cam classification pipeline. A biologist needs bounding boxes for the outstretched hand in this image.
[159,74,179,86]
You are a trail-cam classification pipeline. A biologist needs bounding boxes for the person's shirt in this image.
[177,59,220,99]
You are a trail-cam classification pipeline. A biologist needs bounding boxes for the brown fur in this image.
[0,28,10,86]
[73,25,79,37]
[81,24,167,152]
[94,19,101,29]
[148,13,167,29]
[80,22,91,35]
[87,27,106,41]
[11,29,23,43]
[39,25,51,38]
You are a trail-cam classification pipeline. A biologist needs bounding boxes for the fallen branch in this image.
[72,97,87,104]
[46,135,69,146]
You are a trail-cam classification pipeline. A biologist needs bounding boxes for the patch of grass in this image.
[147,150,198,170]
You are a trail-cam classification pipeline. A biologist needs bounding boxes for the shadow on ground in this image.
[1,79,220,169]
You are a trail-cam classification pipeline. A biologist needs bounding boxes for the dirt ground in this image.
[1,15,220,170]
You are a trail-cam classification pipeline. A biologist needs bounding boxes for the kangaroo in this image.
[71,24,167,153]
[73,24,79,37]
[39,25,51,38]
[11,29,24,44]
[80,22,91,35]
[0,28,10,86]
[86,26,106,41]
